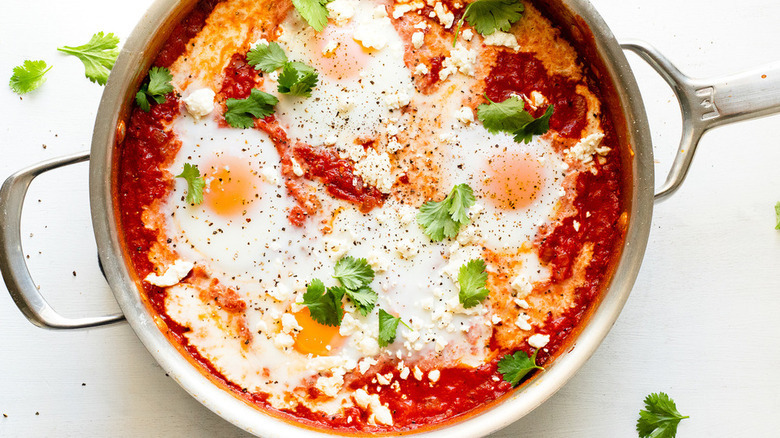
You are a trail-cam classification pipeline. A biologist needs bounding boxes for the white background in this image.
[1,0,779,436]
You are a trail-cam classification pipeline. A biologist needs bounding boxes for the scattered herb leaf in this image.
[513,104,554,144]
[300,279,344,327]
[378,309,409,347]
[9,60,51,94]
[57,32,120,85]
[477,95,553,143]
[291,0,332,32]
[454,0,524,45]
[247,42,288,73]
[417,183,475,241]
[775,202,780,230]
[637,392,689,438]
[277,61,319,97]
[497,350,543,386]
[333,256,375,290]
[175,163,206,205]
[458,259,489,308]
[343,285,378,317]
[135,67,173,112]
[224,88,279,128]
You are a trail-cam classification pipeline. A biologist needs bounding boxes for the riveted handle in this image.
[0,152,125,329]
[622,40,780,201]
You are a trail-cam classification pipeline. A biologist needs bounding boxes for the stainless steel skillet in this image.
[1,0,779,436]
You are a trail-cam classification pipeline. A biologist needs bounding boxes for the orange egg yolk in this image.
[203,157,258,216]
[482,152,546,210]
[293,308,346,356]
[312,24,370,80]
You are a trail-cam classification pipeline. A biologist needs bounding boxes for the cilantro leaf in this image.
[513,104,554,144]
[637,392,689,438]
[224,88,279,128]
[175,163,206,205]
[333,256,374,290]
[135,67,173,112]
[247,42,288,73]
[277,61,319,97]
[775,202,780,230]
[344,285,378,317]
[9,60,52,94]
[147,66,174,96]
[458,259,489,308]
[478,96,553,142]
[497,350,543,386]
[417,183,475,241]
[57,32,120,85]
[378,309,403,347]
[454,0,524,44]
[477,95,533,134]
[292,0,332,32]
[301,279,345,327]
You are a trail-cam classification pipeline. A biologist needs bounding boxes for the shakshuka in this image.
[117,0,627,433]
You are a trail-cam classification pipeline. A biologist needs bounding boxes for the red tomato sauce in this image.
[116,0,626,433]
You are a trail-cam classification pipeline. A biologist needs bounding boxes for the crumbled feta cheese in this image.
[322,40,340,56]
[395,238,419,259]
[414,63,429,75]
[372,404,393,426]
[514,298,530,309]
[281,313,302,333]
[483,30,520,51]
[273,333,295,348]
[384,89,411,110]
[326,0,355,25]
[354,148,394,193]
[573,220,581,231]
[510,275,533,297]
[377,372,393,385]
[428,369,441,383]
[367,251,389,273]
[267,282,290,301]
[260,166,280,185]
[491,314,502,325]
[413,21,428,30]
[372,5,388,19]
[439,44,477,80]
[182,88,216,119]
[529,91,547,108]
[358,336,380,356]
[392,2,423,19]
[435,339,448,353]
[354,23,389,50]
[290,157,304,176]
[528,333,550,349]
[433,2,454,28]
[566,132,609,164]
[316,374,344,397]
[455,107,474,125]
[462,29,474,41]
[339,313,363,337]
[144,260,194,287]
[353,388,393,425]
[515,314,532,331]
[358,357,378,374]
[323,236,350,259]
[399,367,410,379]
[412,31,425,49]
[412,365,424,381]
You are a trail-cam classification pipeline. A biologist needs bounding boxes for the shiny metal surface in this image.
[623,41,780,201]
[0,0,775,436]
[0,151,124,329]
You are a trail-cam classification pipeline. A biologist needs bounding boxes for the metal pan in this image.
[2,0,779,436]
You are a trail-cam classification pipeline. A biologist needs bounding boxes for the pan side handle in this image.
[0,151,125,329]
[622,40,780,201]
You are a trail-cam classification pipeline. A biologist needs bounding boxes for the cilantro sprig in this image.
[477,95,554,144]
[417,183,475,241]
[333,256,378,316]
[9,60,52,94]
[497,349,543,386]
[637,392,689,438]
[247,43,319,98]
[377,309,410,347]
[775,202,780,230]
[454,0,524,45]
[458,259,489,308]
[224,88,279,128]
[292,0,332,32]
[301,279,345,326]
[57,32,120,85]
[175,163,206,205]
[135,67,174,112]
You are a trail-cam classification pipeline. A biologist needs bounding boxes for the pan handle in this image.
[622,40,780,201]
[0,151,125,329]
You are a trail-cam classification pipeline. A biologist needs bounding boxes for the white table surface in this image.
[2,0,779,436]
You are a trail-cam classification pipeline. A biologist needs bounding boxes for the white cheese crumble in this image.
[455,106,474,125]
[462,29,474,41]
[528,333,550,349]
[392,2,423,19]
[353,19,391,50]
[439,44,477,80]
[412,365,424,381]
[428,369,441,383]
[323,236,350,259]
[268,282,290,301]
[315,374,344,397]
[322,40,340,56]
[384,89,411,110]
[483,31,520,51]
[326,0,355,25]
[515,314,532,331]
[144,260,194,287]
[372,5,388,19]
[182,88,216,119]
[510,274,533,297]
[566,132,610,165]
[414,63,429,75]
[353,388,394,426]
[358,357,378,374]
[290,157,304,176]
[353,148,394,193]
[411,31,425,49]
[433,2,454,28]
[281,313,302,333]
[530,91,547,108]
[273,333,295,349]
